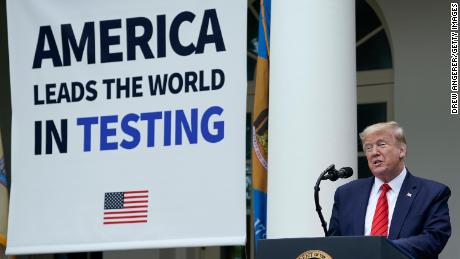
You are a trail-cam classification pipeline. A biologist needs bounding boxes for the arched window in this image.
[356,0,394,178]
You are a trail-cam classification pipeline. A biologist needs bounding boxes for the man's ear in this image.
[399,144,407,159]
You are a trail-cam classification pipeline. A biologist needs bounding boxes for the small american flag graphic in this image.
[103,190,149,225]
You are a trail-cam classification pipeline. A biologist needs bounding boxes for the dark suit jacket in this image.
[328,172,451,259]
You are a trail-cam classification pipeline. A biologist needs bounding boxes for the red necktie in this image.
[371,183,391,236]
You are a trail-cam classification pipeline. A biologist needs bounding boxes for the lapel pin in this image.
[406,192,412,197]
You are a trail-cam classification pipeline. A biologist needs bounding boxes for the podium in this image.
[257,236,414,259]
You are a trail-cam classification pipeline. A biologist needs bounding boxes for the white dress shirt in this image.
[364,168,407,235]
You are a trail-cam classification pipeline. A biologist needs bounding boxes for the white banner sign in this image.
[6,0,246,254]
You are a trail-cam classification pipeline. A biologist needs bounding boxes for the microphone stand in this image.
[314,164,335,237]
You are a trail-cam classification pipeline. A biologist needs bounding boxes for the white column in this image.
[267,0,357,238]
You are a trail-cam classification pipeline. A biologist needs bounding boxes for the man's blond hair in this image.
[359,121,407,147]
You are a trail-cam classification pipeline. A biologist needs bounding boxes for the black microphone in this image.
[321,166,353,181]
[314,164,354,236]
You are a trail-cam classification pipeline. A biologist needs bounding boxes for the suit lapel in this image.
[353,177,374,235]
[388,172,419,239]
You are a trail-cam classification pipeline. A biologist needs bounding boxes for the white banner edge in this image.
[6,236,246,255]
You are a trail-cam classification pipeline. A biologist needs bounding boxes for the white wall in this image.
[375,0,460,258]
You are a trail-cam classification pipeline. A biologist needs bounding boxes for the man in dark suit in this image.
[328,121,451,259]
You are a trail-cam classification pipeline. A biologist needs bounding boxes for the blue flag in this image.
[252,0,270,243]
